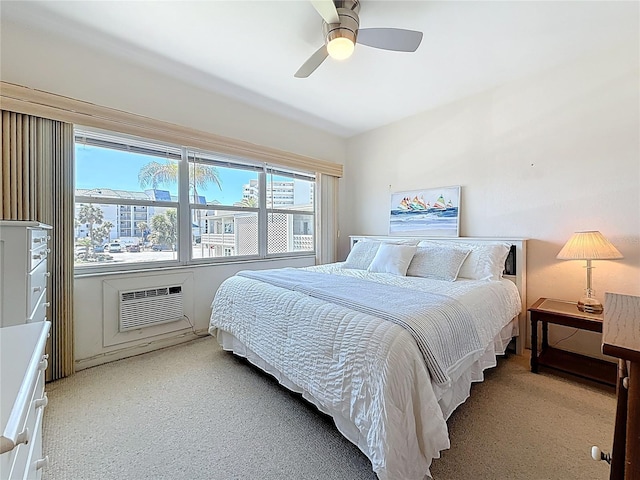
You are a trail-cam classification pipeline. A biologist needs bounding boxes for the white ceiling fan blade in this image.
[294,45,329,78]
[310,0,340,24]
[357,28,423,52]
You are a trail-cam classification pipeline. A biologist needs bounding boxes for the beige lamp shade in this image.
[556,231,623,260]
[557,231,623,313]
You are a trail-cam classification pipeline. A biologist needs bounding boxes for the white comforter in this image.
[209,263,521,480]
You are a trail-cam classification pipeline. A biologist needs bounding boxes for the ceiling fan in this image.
[295,0,423,78]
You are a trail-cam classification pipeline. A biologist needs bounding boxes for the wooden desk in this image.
[602,293,640,480]
[529,298,616,386]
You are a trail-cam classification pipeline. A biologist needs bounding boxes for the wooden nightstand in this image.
[529,297,617,386]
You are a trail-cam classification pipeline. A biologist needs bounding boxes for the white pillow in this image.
[406,244,471,281]
[457,243,511,281]
[343,241,381,270]
[344,238,420,270]
[367,243,417,276]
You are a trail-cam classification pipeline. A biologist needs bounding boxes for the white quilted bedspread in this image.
[209,263,521,480]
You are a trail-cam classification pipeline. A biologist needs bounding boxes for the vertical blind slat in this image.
[0,112,5,217]
[29,118,36,220]
[1,110,75,380]
[16,114,23,218]
[9,113,17,218]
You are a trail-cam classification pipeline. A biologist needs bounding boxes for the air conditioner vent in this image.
[119,285,183,332]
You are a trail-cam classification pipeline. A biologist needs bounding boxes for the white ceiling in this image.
[1,1,637,138]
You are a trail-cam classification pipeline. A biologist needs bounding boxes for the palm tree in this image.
[236,196,258,208]
[139,162,222,241]
[150,210,178,258]
[93,221,114,246]
[136,221,149,244]
[76,204,106,246]
[138,161,222,202]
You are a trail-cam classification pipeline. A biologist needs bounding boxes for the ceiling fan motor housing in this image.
[323,0,360,46]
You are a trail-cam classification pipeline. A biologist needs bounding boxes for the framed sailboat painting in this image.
[389,186,461,237]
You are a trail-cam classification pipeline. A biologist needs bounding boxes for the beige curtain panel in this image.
[1,110,75,380]
[316,173,339,265]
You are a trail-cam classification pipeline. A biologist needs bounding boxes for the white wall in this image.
[74,257,314,369]
[1,22,346,368]
[342,41,640,360]
[0,21,346,164]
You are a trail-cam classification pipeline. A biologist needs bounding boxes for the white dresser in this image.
[0,320,51,479]
[0,222,52,328]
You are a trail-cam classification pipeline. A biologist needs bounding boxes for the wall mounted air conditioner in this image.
[119,285,183,332]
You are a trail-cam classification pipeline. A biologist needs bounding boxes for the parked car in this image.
[151,244,172,251]
[126,244,140,252]
[105,242,122,253]
[74,246,88,256]
[92,244,105,253]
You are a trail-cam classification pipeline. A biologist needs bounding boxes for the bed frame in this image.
[348,236,528,355]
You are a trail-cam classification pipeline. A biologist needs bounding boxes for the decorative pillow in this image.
[456,243,511,281]
[406,244,472,281]
[344,238,420,270]
[343,240,382,270]
[367,243,417,276]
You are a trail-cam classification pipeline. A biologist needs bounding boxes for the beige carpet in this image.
[42,337,616,480]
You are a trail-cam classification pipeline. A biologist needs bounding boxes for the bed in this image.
[208,236,527,480]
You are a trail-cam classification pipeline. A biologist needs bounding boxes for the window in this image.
[75,130,181,268]
[188,151,264,260]
[266,167,315,255]
[74,128,316,271]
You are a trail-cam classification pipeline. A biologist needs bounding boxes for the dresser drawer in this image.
[29,230,48,250]
[5,404,45,480]
[1,322,50,457]
[26,292,48,324]
[28,245,48,272]
[1,362,46,480]
[27,262,49,319]
[20,404,46,480]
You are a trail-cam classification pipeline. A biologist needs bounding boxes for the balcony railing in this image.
[201,233,313,251]
[200,233,236,246]
[293,235,314,251]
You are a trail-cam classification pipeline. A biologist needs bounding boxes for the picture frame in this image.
[389,186,461,237]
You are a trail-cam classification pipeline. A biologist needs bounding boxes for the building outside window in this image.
[74,128,316,271]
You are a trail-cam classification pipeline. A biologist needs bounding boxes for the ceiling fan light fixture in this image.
[327,36,355,60]
[295,0,423,78]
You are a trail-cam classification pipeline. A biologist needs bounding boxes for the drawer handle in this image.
[35,393,48,409]
[44,272,51,278]
[16,427,30,446]
[32,254,42,260]
[35,456,50,471]
[39,354,49,371]
[33,237,43,243]
[43,302,51,308]
[33,286,42,293]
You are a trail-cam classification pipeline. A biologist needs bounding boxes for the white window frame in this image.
[74,128,317,274]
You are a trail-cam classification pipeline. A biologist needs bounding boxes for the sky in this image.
[75,144,254,205]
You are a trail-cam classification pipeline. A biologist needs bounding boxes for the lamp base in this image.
[577,296,603,314]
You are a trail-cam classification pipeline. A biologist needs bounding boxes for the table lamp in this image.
[556,231,623,314]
